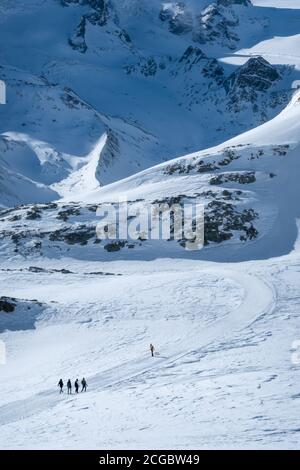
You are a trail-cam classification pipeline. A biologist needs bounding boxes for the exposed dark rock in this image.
[118,29,131,44]
[28,266,73,274]
[9,215,22,222]
[87,205,98,212]
[159,2,193,35]
[57,207,81,221]
[225,57,281,94]
[159,0,250,48]
[40,203,58,210]
[125,56,158,77]
[194,3,240,50]
[179,45,209,67]
[224,57,286,115]
[210,171,256,185]
[204,201,258,245]
[140,57,158,77]
[65,0,117,53]
[175,46,224,84]
[0,297,16,313]
[49,226,95,245]
[272,144,289,156]
[218,148,240,166]
[65,0,130,53]
[28,266,47,273]
[96,129,120,175]
[62,89,90,110]
[86,271,121,276]
[104,240,127,252]
[68,17,87,53]
[61,0,108,20]
[26,207,42,220]
[164,148,240,176]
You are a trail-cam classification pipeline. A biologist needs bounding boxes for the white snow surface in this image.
[0,0,300,205]
[253,1,300,8]
[1,0,300,451]
[0,248,300,449]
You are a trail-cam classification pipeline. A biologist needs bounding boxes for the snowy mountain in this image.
[1,87,299,262]
[1,0,300,451]
[0,0,300,205]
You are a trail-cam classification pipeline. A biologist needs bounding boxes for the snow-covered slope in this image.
[1,0,300,452]
[0,0,299,206]
[0,90,299,262]
[1,237,300,449]
[48,88,297,261]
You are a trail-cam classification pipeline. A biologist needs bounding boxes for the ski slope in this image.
[1,0,300,451]
[1,102,300,447]
[0,246,300,449]
[2,252,299,450]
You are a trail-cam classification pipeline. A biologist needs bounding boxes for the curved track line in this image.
[89,268,276,389]
[0,268,275,427]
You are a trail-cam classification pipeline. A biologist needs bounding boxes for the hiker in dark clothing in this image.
[75,379,79,394]
[67,379,72,394]
[58,379,64,394]
[81,377,87,392]
[150,343,155,357]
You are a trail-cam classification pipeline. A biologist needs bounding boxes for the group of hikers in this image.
[57,345,156,394]
[58,378,87,394]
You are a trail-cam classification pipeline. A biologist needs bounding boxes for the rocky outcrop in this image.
[62,0,110,26]
[96,129,120,176]
[68,16,87,53]
[0,297,16,313]
[64,0,131,53]
[210,171,256,185]
[159,1,251,49]
[225,57,283,112]
[193,3,241,49]
[125,56,158,77]
[225,57,281,93]
[159,2,193,35]
[204,201,258,245]
[164,147,240,176]
[0,297,44,332]
[177,46,224,83]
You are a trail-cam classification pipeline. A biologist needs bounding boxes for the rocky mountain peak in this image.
[226,56,282,93]
[193,2,243,49]
[159,2,193,35]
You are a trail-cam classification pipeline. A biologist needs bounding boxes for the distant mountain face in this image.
[0,0,298,206]
[64,0,253,53]
[159,0,252,49]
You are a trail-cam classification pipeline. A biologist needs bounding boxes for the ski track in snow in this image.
[1,0,300,451]
[0,268,274,428]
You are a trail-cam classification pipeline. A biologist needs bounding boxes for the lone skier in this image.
[74,379,79,394]
[81,377,87,392]
[150,343,155,357]
[58,379,64,394]
[67,379,72,395]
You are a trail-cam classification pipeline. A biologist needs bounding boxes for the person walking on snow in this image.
[81,378,87,392]
[75,379,79,394]
[150,343,155,357]
[67,379,72,394]
[58,379,64,394]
